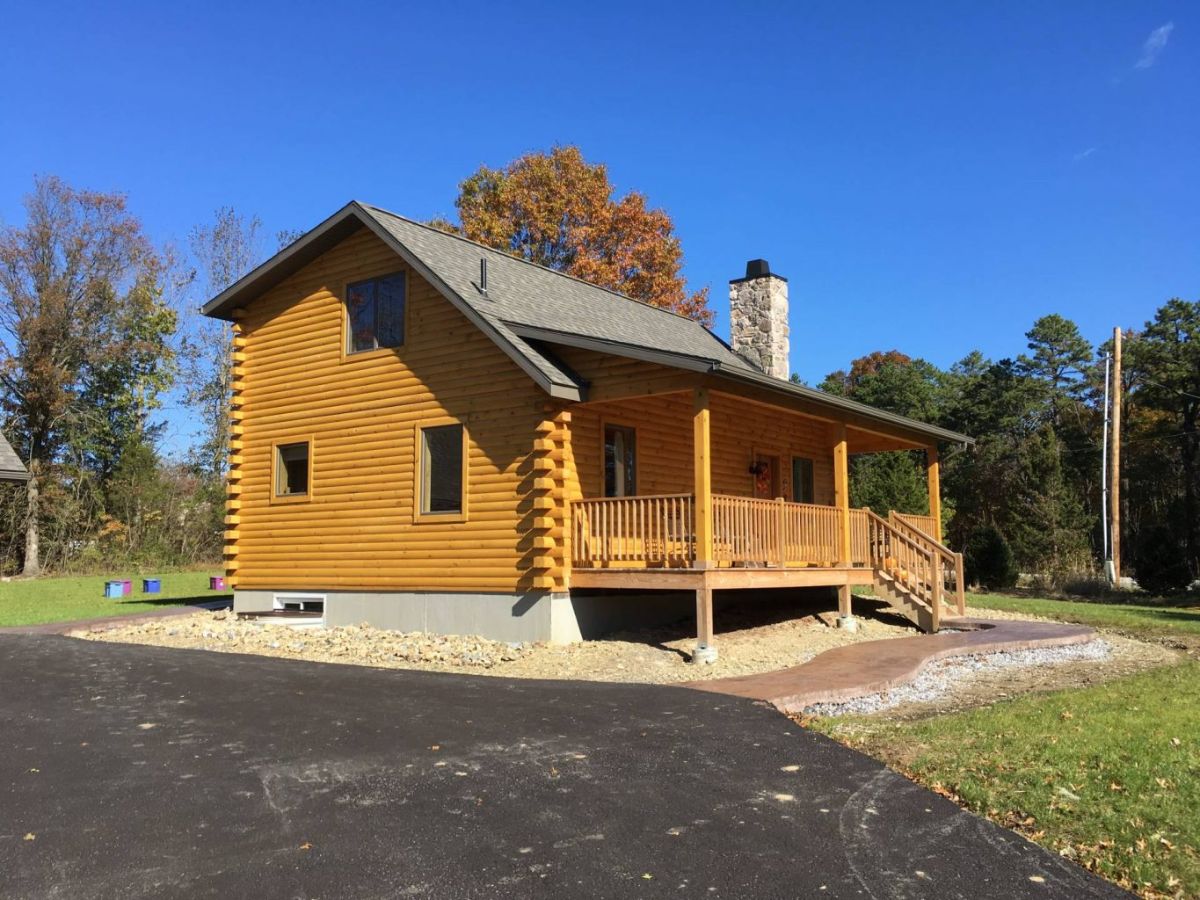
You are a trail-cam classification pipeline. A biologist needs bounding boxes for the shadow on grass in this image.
[109,593,232,611]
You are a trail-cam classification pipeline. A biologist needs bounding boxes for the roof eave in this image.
[201,203,365,320]
[710,364,975,447]
[200,203,582,401]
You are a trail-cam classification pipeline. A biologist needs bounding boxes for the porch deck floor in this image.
[681,618,1096,714]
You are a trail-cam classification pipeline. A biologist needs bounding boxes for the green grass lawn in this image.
[968,592,1200,638]
[813,594,1200,898]
[0,570,229,627]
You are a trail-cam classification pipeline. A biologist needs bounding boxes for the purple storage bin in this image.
[121,579,132,596]
[210,576,226,591]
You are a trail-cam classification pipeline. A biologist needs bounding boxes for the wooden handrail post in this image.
[693,388,713,568]
[930,550,942,632]
[955,551,966,615]
[775,497,786,568]
[926,444,942,539]
[832,423,851,565]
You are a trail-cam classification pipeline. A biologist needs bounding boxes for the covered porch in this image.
[564,385,965,661]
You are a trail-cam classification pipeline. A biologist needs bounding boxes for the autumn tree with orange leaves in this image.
[440,146,711,325]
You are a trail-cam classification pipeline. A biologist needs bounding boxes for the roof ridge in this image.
[360,203,710,328]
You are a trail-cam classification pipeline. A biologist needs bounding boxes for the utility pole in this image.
[1111,327,1123,585]
[1101,353,1111,567]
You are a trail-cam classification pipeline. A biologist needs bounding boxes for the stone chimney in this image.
[729,259,790,380]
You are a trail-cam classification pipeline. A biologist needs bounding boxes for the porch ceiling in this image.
[577,385,935,454]
[537,331,971,449]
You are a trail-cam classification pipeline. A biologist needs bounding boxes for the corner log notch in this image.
[527,413,570,592]
[224,310,247,590]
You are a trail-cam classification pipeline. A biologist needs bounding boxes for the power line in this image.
[1136,377,1200,403]
[1061,430,1195,454]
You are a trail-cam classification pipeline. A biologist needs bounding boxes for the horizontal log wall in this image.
[235,227,558,593]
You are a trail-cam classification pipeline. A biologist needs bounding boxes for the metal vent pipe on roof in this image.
[479,258,488,297]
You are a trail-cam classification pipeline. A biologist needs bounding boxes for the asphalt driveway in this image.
[0,635,1126,899]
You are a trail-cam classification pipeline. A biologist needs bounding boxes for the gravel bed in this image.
[804,639,1113,717]
[75,603,917,684]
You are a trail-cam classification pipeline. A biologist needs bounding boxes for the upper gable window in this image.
[346,272,406,353]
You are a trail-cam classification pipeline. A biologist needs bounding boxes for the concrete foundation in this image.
[233,584,842,645]
[234,589,581,644]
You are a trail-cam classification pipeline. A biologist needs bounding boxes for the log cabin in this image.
[203,202,973,661]
[0,431,29,483]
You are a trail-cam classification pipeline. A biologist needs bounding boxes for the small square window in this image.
[420,424,464,515]
[276,442,310,496]
[347,272,406,353]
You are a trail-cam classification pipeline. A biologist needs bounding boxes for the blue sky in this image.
[1,1,1196,446]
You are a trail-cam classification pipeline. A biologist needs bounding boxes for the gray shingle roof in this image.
[201,201,971,446]
[363,206,753,373]
[0,430,28,481]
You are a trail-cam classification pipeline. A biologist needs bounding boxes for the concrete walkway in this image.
[685,618,1096,713]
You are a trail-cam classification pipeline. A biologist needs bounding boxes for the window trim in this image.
[790,455,816,505]
[341,270,409,360]
[271,437,314,504]
[600,419,638,498]
[413,417,469,524]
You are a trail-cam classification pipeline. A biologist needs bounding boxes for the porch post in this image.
[693,388,713,567]
[833,424,857,630]
[832,423,851,565]
[692,388,717,663]
[926,444,941,537]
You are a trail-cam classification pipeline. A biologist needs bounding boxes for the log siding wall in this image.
[233,228,560,593]
[552,347,837,505]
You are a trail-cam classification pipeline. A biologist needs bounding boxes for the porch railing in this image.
[892,512,938,539]
[571,494,695,567]
[863,510,945,630]
[888,512,966,615]
[572,494,873,569]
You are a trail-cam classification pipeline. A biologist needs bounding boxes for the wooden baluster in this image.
[775,499,783,567]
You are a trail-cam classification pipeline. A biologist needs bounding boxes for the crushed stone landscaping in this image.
[76,603,916,684]
[802,640,1114,716]
[74,596,1184,700]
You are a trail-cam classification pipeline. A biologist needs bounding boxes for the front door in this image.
[752,454,780,499]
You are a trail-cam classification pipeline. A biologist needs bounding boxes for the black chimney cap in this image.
[731,258,787,284]
[745,259,771,278]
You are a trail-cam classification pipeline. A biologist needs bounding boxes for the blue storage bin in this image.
[104,581,124,599]
[142,578,161,594]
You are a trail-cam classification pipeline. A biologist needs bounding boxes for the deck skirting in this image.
[568,566,875,592]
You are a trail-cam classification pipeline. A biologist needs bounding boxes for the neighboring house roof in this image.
[202,202,972,447]
[0,431,28,482]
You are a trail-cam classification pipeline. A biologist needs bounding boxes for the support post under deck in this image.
[693,582,717,664]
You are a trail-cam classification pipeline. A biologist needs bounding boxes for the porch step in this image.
[873,571,936,633]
